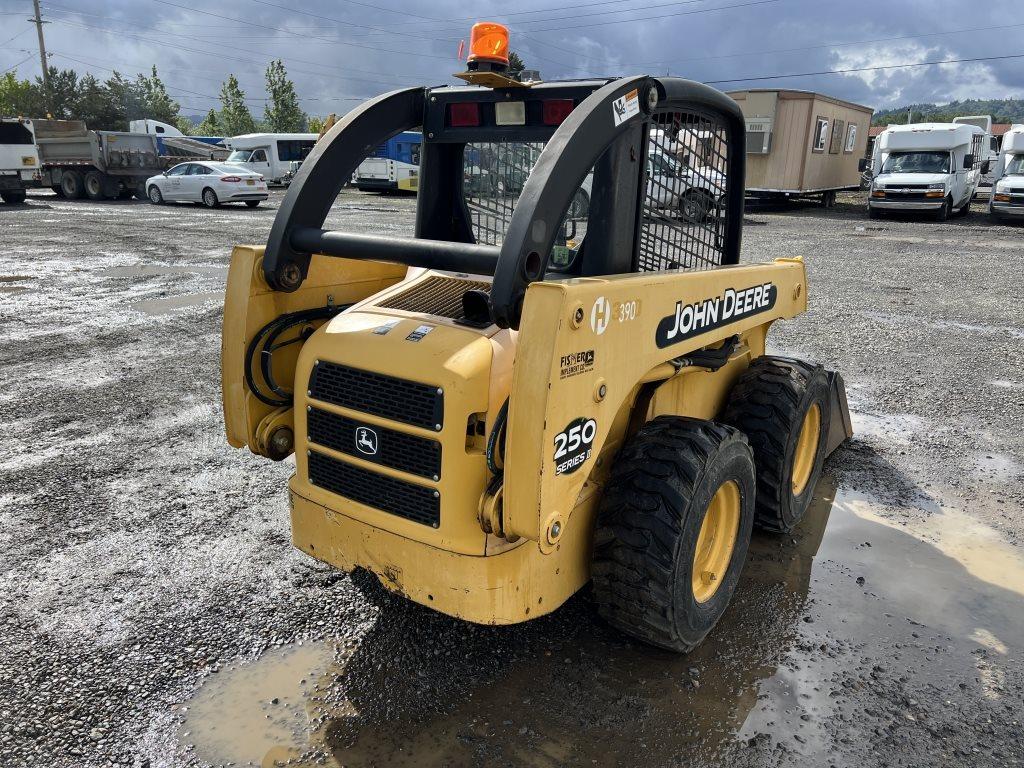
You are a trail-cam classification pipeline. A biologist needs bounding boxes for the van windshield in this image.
[226,150,251,163]
[1005,154,1024,176]
[881,151,951,175]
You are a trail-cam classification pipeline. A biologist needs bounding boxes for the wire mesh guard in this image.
[638,110,729,272]
[463,142,589,269]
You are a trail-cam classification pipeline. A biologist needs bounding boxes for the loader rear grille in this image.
[377,276,491,320]
[308,362,444,430]
[308,450,440,527]
[308,407,441,479]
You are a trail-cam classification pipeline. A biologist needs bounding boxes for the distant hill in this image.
[872,98,1024,126]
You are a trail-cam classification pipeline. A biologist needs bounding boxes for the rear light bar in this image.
[221,176,241,182]
[543,99,574,126]
[449,102,480,127]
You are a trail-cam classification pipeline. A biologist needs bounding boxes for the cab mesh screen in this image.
[638,110,729,272]
[463,142,590,263]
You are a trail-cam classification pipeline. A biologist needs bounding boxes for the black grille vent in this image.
[308,408,441,479]
[308,451,440,527]
[308,362,443,430]
[377,276,491,319]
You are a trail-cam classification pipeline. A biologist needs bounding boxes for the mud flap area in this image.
[823,369,853,456]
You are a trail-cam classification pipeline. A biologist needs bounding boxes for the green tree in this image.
[174,115,197,135]
[104,72,146,127]
[138,66,180,124]
[36,67,79,119]
[73,73,122,129]
[0,72,40,117]
[196,108,222,135]
[507,50,525,74]
[263,60,306,132]
[218,74,257,135]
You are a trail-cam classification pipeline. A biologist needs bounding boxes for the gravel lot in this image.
[1,189,1022,768]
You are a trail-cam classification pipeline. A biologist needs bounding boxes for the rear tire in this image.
[722,357,830,534]
[51,185,65,198]
[592,417,756,653]
[60,171,84,200]
[1,191,27,204]
[84,170,105,201]
[244,199,260,208]
[681,189,713,223]
[202,187,219,208]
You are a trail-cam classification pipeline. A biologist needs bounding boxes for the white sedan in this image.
[145,162,268,208]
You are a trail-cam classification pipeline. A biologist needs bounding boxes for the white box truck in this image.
[953,115,998,198]
[865,123,988,221]
[989,124,1024,221]
[0,118,40,204]
[224,133,317,185]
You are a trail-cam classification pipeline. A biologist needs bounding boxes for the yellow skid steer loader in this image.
[221,25,852,652]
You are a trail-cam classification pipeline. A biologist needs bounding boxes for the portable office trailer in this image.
[727,89,873,205]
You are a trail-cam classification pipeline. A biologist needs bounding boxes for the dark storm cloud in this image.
[3,0,1021,116]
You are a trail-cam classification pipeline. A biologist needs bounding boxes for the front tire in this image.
[934,196,951,222]
[148,185,164,205]
[592,417,756,653]
[202,187,219,208]
[722,357,830,533]
[1,191,27,204]
[681,189,713,223]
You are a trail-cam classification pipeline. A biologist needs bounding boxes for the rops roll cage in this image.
[262,75,746,330]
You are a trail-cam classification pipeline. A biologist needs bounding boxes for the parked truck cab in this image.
[0,118,39,205]
[866,123,987,221]
[989,124,1024,221]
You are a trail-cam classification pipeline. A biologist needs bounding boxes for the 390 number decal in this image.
[554,417,597,476]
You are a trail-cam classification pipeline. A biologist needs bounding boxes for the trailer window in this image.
[828,120,844,154]
[0,122,34,144]
[812,117,829,152]
[844,124,857,153]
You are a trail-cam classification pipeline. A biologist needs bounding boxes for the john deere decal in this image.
[655,283,777,348]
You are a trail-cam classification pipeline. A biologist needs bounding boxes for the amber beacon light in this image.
[468,22,510,67]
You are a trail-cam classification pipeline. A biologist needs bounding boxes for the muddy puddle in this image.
[181,476,1024,767]
[102,264,228,279]
[132,291,224,315]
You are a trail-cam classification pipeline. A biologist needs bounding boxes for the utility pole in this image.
[30,0,50,95]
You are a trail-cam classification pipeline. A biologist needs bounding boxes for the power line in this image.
[705,51,1024,85]
[520,0,780,33]
[2,53,36,75]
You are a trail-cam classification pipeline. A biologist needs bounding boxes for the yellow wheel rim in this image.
[791,403,821,496]
[691,480,741,604]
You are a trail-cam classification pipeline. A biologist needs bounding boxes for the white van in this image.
[989,124,1024,221]
[224,133,317,185]
[866,123,988,220]
[953,116,998,198]
[0,118,39,204]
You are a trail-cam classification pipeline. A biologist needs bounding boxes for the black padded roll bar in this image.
[262,87,426,291]
[290,229,500,275]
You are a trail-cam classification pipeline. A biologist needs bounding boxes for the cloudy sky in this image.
[1,0,1022,118]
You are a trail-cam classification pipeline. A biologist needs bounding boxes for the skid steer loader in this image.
[221,23,852,652]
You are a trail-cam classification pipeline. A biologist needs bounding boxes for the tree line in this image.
[872,98,1024,126]
[0,59,314,136]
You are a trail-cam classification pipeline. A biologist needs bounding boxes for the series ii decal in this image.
[655,283,777,348]
[553,417,597,476]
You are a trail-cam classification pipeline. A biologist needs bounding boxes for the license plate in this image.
[246,179,255,185]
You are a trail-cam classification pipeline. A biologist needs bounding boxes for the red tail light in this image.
[221,175,241,182]
[449,102,480,128]
[543,99,574,126]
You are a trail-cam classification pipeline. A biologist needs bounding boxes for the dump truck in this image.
[221,21,852,652]
[32,119,168,200]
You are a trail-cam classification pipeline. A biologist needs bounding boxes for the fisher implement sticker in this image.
[655,283,777,348]
[612,88,640,126]
[560,349,595,380]
[554,417,597,476]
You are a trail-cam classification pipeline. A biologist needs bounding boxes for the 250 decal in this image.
[553,417,597,476]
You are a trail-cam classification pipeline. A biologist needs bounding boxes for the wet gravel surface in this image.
[0,190,1022,768]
